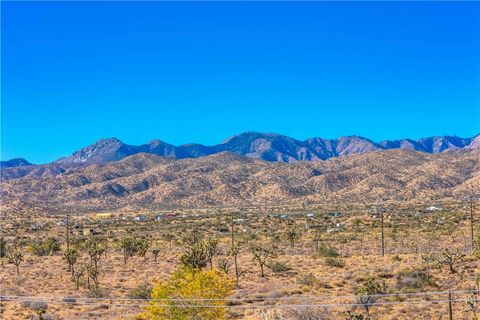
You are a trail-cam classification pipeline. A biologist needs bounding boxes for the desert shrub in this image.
[287,306,332,319]
[316,243,339,258]
[31,314,54,320]
[345,311,367,320]
[62,296,77,304]
[391,255,401,262]
[297,274,318,287]
[473,235,480,259]
[0,237,6,258]
[355,276,387,316]
[138,267,234,320]
[269,261,291,274]
[394,269,436,291]
[29,300,48,319]
[29,238,61,256]
[21,300,34,308]
[324,257,345,268]
[128,282,153,300]
[30,242,50,256]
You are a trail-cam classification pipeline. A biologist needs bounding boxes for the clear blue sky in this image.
[2,1,479,164]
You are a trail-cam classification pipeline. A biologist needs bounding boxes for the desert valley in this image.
[0,132,479,319]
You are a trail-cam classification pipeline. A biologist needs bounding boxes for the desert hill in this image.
[1,148,478,214]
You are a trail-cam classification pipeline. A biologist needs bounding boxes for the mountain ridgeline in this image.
[1,132,479,212]
[1,132,479,180]
[29,132,480,166]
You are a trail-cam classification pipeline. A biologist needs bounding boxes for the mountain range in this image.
[1,148,478,214]
[2,132,479,173]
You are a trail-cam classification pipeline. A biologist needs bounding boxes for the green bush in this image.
[316,243,339,258]
[269,261,291,274]
[128,282,153,300]
[394,269,436,291]
[297,274,318,286]
[324,257,345,268]
[29,237,61,256]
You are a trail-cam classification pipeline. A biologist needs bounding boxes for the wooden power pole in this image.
[469,195,475,254]
[448,291,453,320]
[66,214,70,251]
[230,211,235,248]
[381,208,385,257]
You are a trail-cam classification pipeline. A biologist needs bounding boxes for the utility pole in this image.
[66,214,70,251]
[230,211,235,248]
[448,290,453,320]
[468,195,475,254]
[381,208,385,257]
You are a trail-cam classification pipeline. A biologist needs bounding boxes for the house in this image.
[156,214,175,221]
[95,213,112,219]
[305,224,326,230]
[327,223,345,233]
[31,223,43,231]
[328,211,342,217]
[134,215,147,222]
[83,228,97,236]
[306,213,315,218]
[420,206,443,214]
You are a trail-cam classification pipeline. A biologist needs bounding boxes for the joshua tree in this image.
[7,246,24,276]
[269,231,282,251]
[441,248,465,274]
[180,241,208,269]
[285,227,301,249]
[85,237,106,269]
[421,253,434,277]
[118,237,137,265]
[72,263,86,290]
[231,242,244,287]
[250,244,275,277]
[205,237,219,269]
[87,263,101,292]
[64,248,79,278]
[313,230,322,252]
[217,258,230,274]
[152,248,160,262]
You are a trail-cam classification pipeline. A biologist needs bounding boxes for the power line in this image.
[0,297,475,309]
[1,289,478,302]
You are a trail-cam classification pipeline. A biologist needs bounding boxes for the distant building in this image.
[95,213,112,219]
[420,206,443,213]
[134,215,147,222]
[156,214,175,221]
[83,228,97,236]
[31,223,43,231]
[328,211,342,217]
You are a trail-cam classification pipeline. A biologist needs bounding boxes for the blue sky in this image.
[2,1,479,164]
